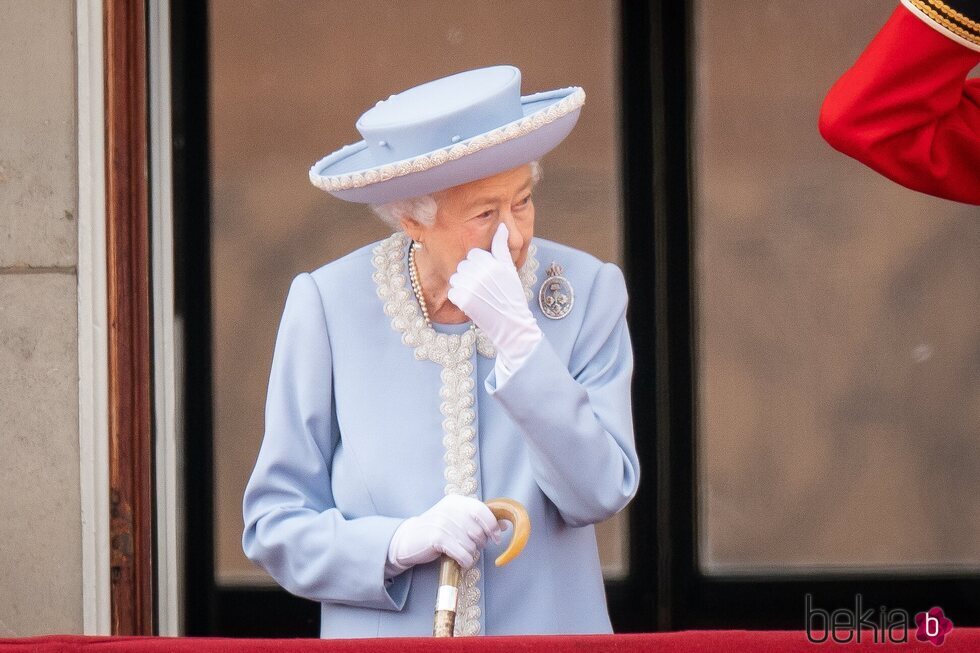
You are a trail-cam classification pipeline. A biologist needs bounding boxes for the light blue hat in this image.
[309,66,585,204]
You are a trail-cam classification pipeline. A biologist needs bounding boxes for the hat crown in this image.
[355,66,523,165]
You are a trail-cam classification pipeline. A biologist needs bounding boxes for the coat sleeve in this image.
[485,262,640,527]
[242,272,412,609]
[818,4,980,205]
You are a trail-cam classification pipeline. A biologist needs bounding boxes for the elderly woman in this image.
[242,66,639,638]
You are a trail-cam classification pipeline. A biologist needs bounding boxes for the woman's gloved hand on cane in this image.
[385,494,505,578]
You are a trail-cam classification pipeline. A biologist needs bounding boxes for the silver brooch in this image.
[538,261,574,320]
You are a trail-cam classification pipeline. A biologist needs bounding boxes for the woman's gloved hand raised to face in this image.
[385,494,504,578]
[448,223,542,379]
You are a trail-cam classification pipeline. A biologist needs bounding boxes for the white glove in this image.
[385,494,503,578]
[447,223,542,379]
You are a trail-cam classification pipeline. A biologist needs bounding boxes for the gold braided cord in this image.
[925,0,980,33]
[907,0,980,45]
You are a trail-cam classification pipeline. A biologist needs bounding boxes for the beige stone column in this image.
[0,0,83,636]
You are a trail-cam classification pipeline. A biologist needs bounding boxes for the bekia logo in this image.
[915,607,954,646]
[805,594,954,646]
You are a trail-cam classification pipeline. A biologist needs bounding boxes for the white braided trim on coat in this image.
[371,232,538,635]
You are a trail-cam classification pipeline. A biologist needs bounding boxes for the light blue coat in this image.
[242,233,640,638]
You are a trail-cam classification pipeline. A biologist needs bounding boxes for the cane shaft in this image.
[433,609,455,638]
[433,555,461,637]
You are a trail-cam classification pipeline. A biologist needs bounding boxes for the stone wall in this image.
[0,0,82,635]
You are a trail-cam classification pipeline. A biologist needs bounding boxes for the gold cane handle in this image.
[485,497,530,567]
[433,497,531,637]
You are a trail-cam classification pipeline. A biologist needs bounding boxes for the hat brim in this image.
[309,87,584,204]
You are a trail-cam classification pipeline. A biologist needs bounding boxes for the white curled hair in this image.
[370,160,543,230]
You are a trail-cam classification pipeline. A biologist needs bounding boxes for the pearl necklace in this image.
[408,241,475,332]
[407,242,432,327]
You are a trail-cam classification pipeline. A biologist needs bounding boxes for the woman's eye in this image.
[515,195,532,208]
[476,210,494,220]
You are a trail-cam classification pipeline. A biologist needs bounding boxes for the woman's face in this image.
[403,164,536,279]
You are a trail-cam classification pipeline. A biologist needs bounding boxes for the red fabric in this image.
[3,631,980,652]
[819,5,980,205]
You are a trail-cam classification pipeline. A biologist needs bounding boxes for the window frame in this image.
[172,0,980,636]
[173,0,658,635]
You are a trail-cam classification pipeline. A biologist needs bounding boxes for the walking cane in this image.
[433,497,530,637]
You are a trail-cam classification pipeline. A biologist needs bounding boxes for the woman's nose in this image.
[500,213,524,252]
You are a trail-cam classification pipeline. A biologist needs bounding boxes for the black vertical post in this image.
[651,0,695,632]
[618,0,659,634]
[621,0,695,632]
[171,0,215,635]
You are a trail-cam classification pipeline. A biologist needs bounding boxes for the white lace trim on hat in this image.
[311,88,585,193]
[371,231,538,636]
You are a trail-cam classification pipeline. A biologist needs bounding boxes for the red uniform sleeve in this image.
[819,5,980,205]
